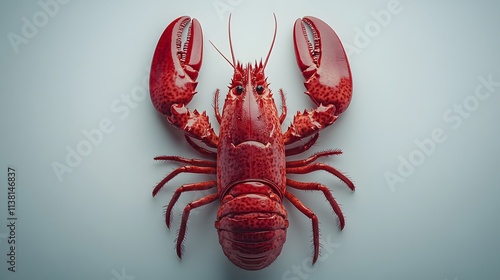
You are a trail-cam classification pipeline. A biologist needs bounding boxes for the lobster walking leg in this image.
[285,133,319,156]
[165,181,217,228]
[284,191,320,263]
[185,136,218,158]
[287,163,355,191]
[152,166,216,196]
[176,193,219,258]
[154,155,216,167]
[286,150,342,168]
[286,179,345,229]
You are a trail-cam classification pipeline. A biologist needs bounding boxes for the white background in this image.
[1,0,500,279]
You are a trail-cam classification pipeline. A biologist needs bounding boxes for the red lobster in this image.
[149,14,354,270]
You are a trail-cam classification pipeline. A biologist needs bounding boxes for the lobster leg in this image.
[284,191,320,264]
[287,179,345,230]
[150,16,218,148]
[185,136,217,158]
[284,133,319,157]
[176,193,219,258]
[152,166,216,196]
[284,16,352,145]
[287,163,355,191]
[164,181,217,228]
[154,155,216,167]
[286,150,341,168]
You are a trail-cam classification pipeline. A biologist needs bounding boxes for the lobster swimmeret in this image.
[149,14,354,270]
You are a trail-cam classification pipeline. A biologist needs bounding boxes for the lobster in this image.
[149,14,354,270]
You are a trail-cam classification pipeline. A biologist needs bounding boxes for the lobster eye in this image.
[235,85,244,95]
[256,85,264,94]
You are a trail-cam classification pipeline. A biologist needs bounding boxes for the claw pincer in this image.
[150,17,218,148]
[150,16,203,116]
[293,16,352,115]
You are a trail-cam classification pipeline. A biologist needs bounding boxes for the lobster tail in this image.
[217,212,287,270]
[215,182,289,270]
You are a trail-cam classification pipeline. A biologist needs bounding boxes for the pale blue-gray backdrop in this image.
[1,0,499,279]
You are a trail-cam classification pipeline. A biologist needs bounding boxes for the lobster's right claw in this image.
[293,16,352,115]
[150,16,203,116]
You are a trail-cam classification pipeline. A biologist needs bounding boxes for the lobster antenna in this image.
[228,13,236,67]
[209,14,237,70]
[209,40,235,69]
[263,13,278,69]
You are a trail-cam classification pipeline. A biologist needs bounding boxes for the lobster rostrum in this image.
[149,14,354,270]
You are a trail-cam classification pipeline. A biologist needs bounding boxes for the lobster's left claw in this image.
[293,16,352,115]
[150,16,203,116]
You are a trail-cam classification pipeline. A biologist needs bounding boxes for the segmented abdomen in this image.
[215,182,288,270]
